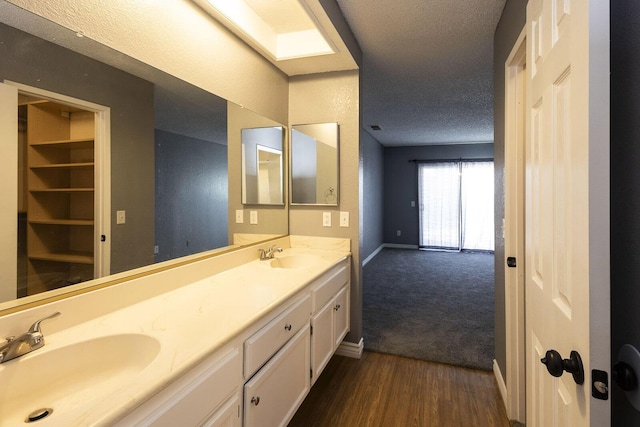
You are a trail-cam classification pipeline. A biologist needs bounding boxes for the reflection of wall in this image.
[154,130,228,262]
[0,22,155,275]
[289,70,361,343]
[228,103,288,241]
[316,141,337,203]
[291,131,317,204]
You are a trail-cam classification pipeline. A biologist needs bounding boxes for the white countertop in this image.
[0,240,350,426]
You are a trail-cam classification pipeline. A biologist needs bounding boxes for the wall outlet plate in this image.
[340,211,349,227]
[235,209,244,223]
[250,211,258,225]
[323,212,332,227]
[116,210,126,225]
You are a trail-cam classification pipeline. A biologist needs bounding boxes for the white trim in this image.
[493,359,508,412]
[362,244,384,266]
[503,27,526,424]
[335,337,363,359]
[5,80,112,278]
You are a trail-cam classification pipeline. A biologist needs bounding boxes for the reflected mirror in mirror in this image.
[0,5,288,312]
[241,127,284,205]
[290,123,339,205]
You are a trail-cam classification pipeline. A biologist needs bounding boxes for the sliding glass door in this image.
[418,160,494,251]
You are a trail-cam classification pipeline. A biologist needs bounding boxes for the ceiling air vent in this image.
[370,125,382,131]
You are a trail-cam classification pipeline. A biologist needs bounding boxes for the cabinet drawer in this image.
[310,261,349,312]
[244,294,311,378]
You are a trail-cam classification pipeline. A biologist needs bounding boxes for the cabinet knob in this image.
[251,396,260,406]
[284,323,292,331]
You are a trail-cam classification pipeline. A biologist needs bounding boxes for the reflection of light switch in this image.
[236,210,244,223]
[116,210,126,224]
[340,211,349,227]
[323,212,332,227]
[411,201,416,207]
[250,211,258,224]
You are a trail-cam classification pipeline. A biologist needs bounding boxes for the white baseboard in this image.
[335,337,364,359]
[493,359,508,413]
[362,245,385,267]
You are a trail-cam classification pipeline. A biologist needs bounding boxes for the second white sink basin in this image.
[270,254,321,269]
[0,333,160,426]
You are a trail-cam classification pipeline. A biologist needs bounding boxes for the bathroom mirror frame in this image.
[290,123,340,206]
[0,1,289,316]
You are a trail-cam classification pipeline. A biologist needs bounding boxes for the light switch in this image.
[411,201,416,208]
[116,210,126,225]
[323,212,332,227]
[340,211,349,227]
[250,210,258,225]
[236,209,244,224]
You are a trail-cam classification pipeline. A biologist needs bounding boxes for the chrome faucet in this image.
[0,312,60,364]
[258,245,283,260]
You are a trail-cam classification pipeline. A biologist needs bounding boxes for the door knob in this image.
[540,349,584,385]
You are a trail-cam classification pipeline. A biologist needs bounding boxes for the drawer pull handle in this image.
[251,396,260,406]
[334,304,341,311]
[284,323,292,331]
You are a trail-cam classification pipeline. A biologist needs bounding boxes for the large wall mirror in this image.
[290,123,339,206]
[0,2,288,312]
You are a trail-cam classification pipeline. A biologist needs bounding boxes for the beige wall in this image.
[289,70,362,342]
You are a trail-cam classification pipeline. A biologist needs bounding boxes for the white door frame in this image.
[5,80,111,278]
[503,27,527,424]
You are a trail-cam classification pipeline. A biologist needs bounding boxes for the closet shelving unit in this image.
[25,99,95,295]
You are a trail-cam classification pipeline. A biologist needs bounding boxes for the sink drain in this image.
[25,408,53,423]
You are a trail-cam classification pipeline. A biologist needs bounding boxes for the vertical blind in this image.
[418,160,494,251]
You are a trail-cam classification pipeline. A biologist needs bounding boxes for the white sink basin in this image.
[270,254,321,269]
[0,333,160,426]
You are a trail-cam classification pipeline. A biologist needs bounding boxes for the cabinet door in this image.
[201,392,241,427]
[310,300,334,384]
[333,286,350,349]
[244,324,310,427]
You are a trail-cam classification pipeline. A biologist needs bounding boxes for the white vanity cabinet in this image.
[114,344,243,427]
[309,262,350,384]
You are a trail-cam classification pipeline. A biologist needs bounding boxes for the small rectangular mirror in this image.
[290,123,339,206]
[241,126,284,205]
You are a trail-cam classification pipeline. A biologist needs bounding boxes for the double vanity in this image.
[0,236,352,426]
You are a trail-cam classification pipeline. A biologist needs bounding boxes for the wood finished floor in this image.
[289,351,510,427]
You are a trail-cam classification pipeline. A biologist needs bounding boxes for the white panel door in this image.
[0,82,18,302]
[525,0,610,426]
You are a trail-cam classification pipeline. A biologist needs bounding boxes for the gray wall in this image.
[611,2,640,424]
[492,0,527,383]
[154,130,228,262]
[0,23,155,274]
[383,143,494,245]
[362,131,385,261]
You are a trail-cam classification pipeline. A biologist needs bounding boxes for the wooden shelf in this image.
[29,188,94,192]
[29,219,94,226]
[30,138,94,149]
[29,251,94,264]
[30,162,94,169]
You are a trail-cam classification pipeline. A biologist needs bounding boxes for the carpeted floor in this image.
[363,248,495,371]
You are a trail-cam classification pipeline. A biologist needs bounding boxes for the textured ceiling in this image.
[336,0,506,146]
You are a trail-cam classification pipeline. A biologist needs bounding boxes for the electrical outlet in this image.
[116,210,126,224]
[411,200,416,207]
[236,209,244,224]
[323,212,332,227]
[250,211,258,224]
[397,230,401,236]
[340,211,349,227]
[154,245,159,254]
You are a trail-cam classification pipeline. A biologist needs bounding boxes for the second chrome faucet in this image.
[0,312,60,364]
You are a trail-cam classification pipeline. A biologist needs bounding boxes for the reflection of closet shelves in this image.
[25,101,96,295]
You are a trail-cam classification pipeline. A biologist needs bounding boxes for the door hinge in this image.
[101,234,106,242]
[310,325,313,335]
[507,256,517,268]
[310,368,313,379]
